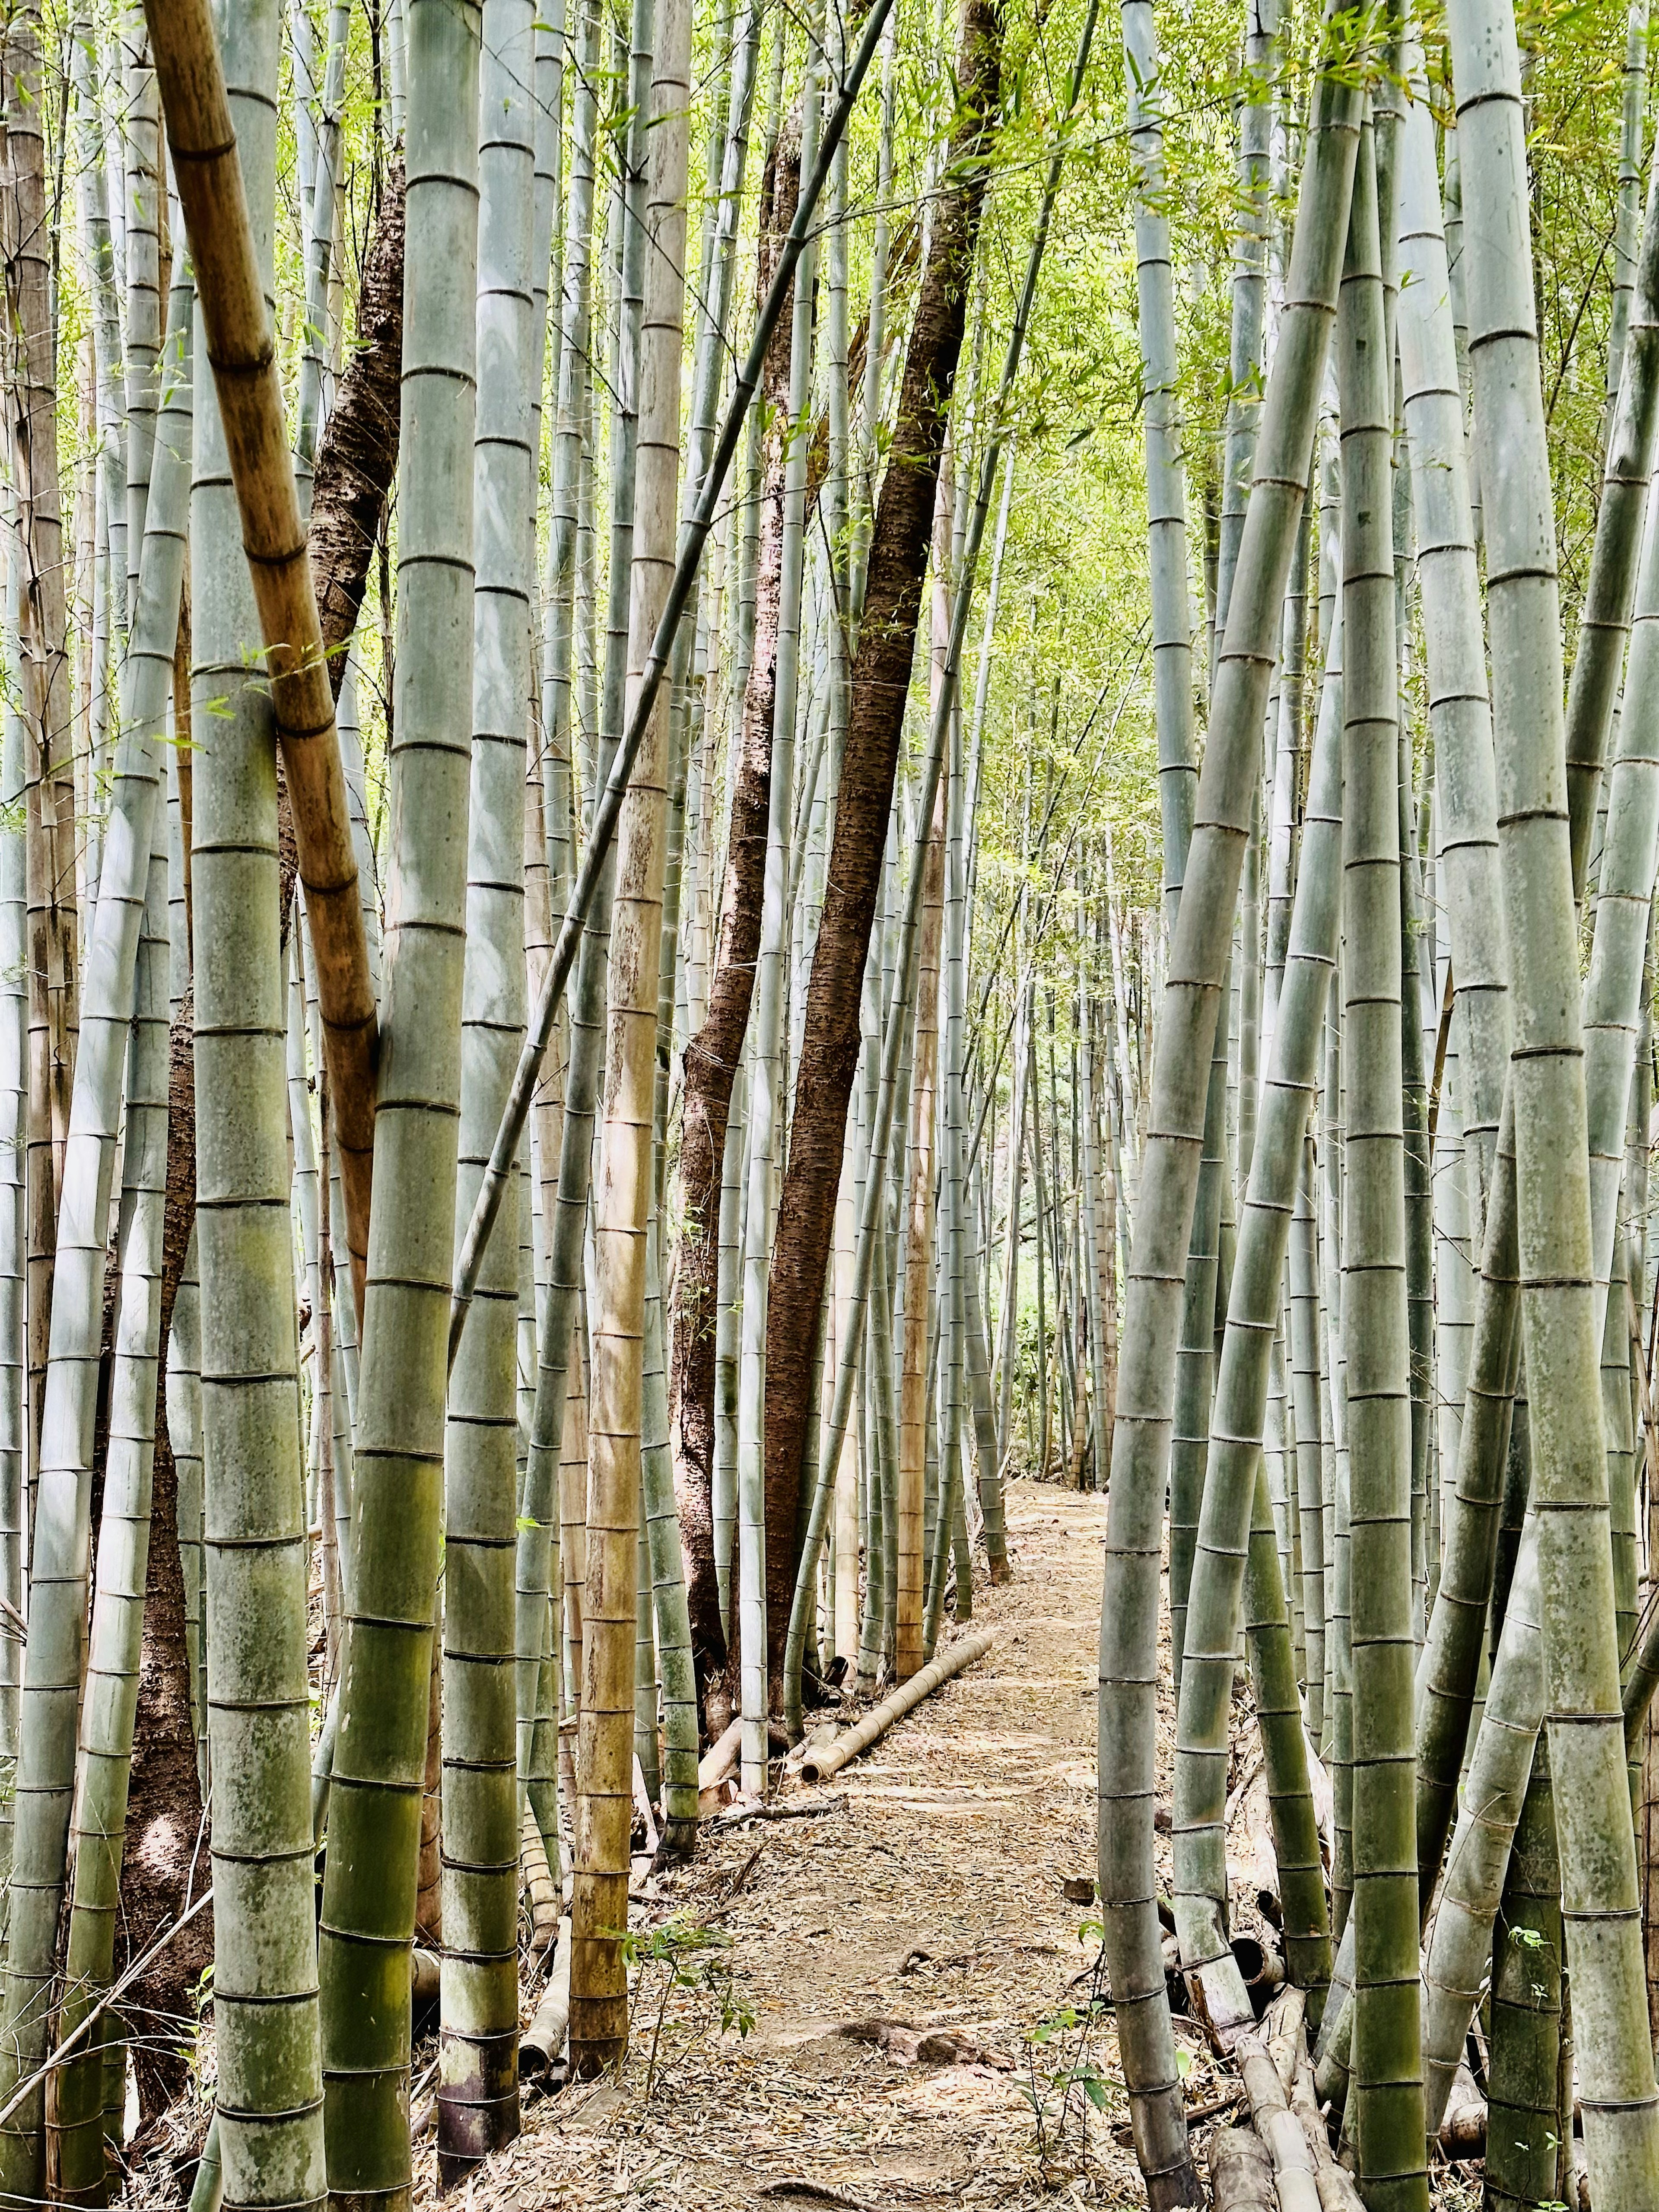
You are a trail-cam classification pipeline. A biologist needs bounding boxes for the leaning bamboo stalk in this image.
[800,1627,996,1782]
[1172,553,1341,2035]
[1606,0,1651,421]
[1121,0,1197,917]
[1563,58,1659,883]
[1099,28,1360,2203]
[144,0,378,1322]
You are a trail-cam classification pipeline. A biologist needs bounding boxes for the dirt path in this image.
[434,1478,1225,2212]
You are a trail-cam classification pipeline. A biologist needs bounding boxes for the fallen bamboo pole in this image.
[1290,2059,1366,2212]
[1236,2031,1320,2212]
[699,1716,743,1791]
[519,1914,573,2081]
[799,1629,997,1782]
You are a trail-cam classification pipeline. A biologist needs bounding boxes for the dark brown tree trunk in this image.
[309,154,405,694]
[669,121,802,1703]
[760,0,1004,1694]
[119,997,211,2124]
[278,152,406,944]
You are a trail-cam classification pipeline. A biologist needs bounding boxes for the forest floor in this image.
[412,1474,1244,2212]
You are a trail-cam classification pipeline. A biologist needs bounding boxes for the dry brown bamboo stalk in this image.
[142,0,377,1318]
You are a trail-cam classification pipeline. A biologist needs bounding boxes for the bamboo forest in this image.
[10,0,1659,2203]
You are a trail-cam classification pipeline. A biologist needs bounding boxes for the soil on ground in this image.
[405,1476,1243,2212]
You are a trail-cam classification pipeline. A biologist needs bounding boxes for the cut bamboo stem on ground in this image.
[801,1629,997,1782]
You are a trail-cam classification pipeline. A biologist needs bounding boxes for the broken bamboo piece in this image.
[698,1716,743,1790]
[1290,2057,1366,2212]
[521,1807,558,1956]
[518,1914,573,2082]
[1236,2030,1320,2212]
[1208,2126,1276,2209]
[799,1629,997,1782]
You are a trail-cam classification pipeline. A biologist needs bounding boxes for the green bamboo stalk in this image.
[1563,70,1659,891]
[1394,32,1506,1229]
[315,0,483,2193]
[1242,1461,1330,2011]
[1171,546,1341,2036]
[1412,1098,1520,1889]
[1605,0,1651,434]
[1417,1516,1544,2131]
[0,541,23,1892]
[169,8,334,2198]
[1099,25,1360,2201]
[1169,1005,1227,1689]
[1216,0,1281,639]
[122,20,162,575]
[435,0,539,2166]
[0,245,191,2205]
[169,1230,207,1796]
[1482,1737,1563,2212]
[72,12,129,658]
[1290,1133,1326,1736]
[641,1206,697,1842]
[54,807,170,2208]
[516,0,599,1861]
[1337,111,1428,2209]
[714,1055,747,1635]
[1448,0,1659,2187]
[571,0,692,2066]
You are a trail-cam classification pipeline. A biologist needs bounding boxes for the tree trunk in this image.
[670,118,800,1701]
[757,0,1003,1697]
[308,155,405,692]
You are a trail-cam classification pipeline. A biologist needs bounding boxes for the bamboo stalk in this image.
[144,0,379,1322]
[799,1627,995,1781]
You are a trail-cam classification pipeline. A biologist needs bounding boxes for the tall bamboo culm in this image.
[572,0,692,2069]
[1447,0,1659,2195]
[1098,19,1360,2203]
[315,0,483,2198]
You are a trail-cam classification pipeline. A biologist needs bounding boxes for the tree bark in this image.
[309,153,406,694]
[276,153,405,946]
[669,121,801,1702]
[119,996,210,2123]
[758,0,1003,1694]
